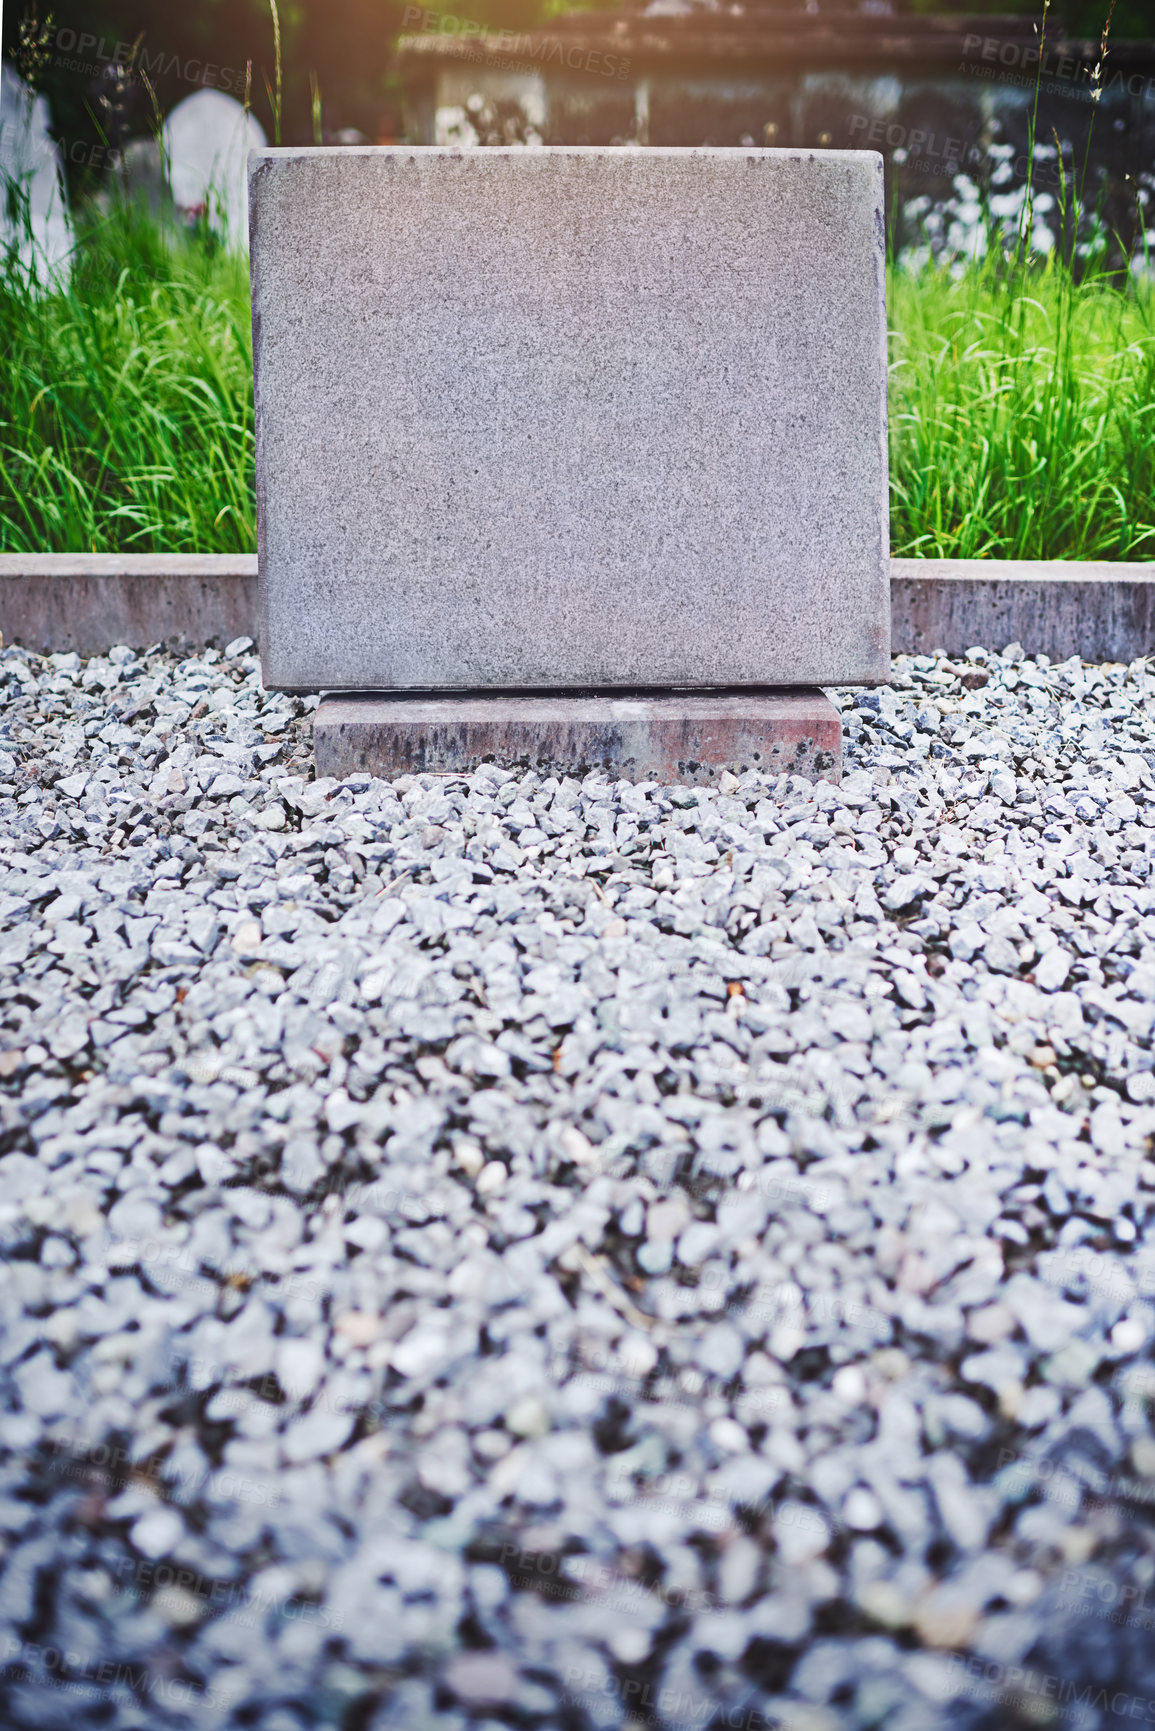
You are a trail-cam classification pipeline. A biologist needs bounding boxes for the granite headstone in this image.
[250,145,889,694]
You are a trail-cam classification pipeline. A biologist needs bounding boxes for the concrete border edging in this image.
[1,553,1153,666]
[0,554,259,658]
[890,558,1155,664]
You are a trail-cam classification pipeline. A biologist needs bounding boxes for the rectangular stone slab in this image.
[250,145,889,693]
[313,690,841,785]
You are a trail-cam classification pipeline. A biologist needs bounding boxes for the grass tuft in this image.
[0,206,254,554]
[888,252,1155,561]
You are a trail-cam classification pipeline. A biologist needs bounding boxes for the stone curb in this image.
[890,558,1155,665]
[0,554,259,658]
[313,689,843,786]
[2,554,1153,665]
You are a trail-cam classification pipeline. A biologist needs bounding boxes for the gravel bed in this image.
[0,636,1154,1730]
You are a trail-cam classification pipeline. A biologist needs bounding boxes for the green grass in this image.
[2,202,1154,560]
[888,251,1155,561]
[0,206,255,554]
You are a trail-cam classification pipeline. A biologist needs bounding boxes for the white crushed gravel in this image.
[0,636,1154,1729]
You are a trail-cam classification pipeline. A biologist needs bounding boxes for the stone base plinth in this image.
[313,690,841,786]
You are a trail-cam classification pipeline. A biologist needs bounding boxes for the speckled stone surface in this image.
[250,146,890,694]
[313,688,842,784]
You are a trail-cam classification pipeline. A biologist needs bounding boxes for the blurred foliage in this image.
[910,0,1155,37]
[2,0,1152,186]
[1,0,410,171]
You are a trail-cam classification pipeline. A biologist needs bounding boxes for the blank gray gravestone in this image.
[249,145,889,781]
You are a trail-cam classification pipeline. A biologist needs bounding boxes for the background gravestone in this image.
[0,60,72,290]
[166,89,266,251]
[251,146,888,693]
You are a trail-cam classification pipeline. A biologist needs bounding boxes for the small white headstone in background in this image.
[163,88,266,251]
[0,60,72,289]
